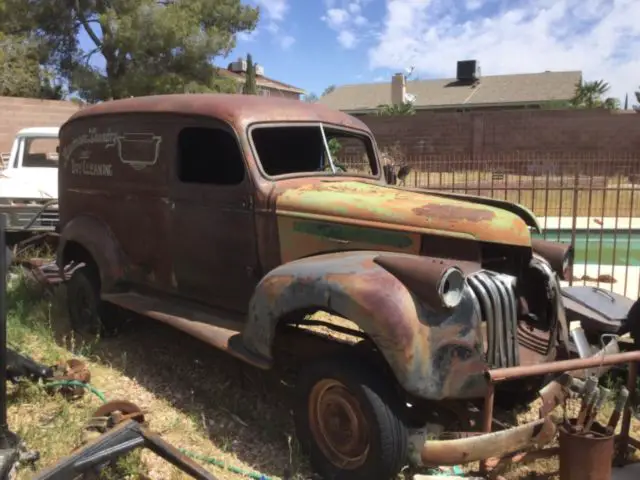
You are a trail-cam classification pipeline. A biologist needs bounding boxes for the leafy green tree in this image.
[303,92,318,102]
[0,33,64,98]
[1,0,259,102]
[242,53,257,95]
[570,79,619,109]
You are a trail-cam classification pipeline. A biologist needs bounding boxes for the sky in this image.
[79,0,640,103]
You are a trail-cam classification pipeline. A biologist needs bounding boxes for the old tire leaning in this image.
[294,358,408,480]
[67,267,120,337]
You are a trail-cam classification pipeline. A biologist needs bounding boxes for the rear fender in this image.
[56,215,127,292]
[242,251,490,400]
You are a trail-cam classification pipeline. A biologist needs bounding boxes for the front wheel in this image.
[66,266,121,337]
[293,357,408,479]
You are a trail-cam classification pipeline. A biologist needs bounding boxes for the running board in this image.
[101,292,271,370]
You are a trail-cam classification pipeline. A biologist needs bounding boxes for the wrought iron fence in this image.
[338,151,640,299]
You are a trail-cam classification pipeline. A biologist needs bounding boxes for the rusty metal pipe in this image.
[606,387,629,435]
[538,340,621,416]
[411,417,557,466]
[489,349,640,383]
[479,383,495,474]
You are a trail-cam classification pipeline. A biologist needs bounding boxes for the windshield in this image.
[250,124,380,178]
[22,137,59,168]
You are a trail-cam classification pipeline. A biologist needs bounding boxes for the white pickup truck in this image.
[0,127,59,233]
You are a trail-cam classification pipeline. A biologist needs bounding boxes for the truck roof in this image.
[16,127,60,137]
[64,94,370,132]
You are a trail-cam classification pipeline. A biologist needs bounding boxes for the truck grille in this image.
[467,271,520,369]
[1,199,59,231]
[15,210,59,229]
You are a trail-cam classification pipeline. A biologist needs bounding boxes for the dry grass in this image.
[6,272,640,480]
[7,273,311,480]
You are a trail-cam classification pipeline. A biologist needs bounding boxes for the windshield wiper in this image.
[319,125,337,174]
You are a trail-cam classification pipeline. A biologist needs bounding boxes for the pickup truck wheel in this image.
[294,358,408,480]
[67,268,119,337]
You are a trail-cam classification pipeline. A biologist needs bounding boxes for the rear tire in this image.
[67,265,121,337]
[293,357,408,480]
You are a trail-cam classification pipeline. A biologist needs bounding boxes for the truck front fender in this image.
[56,215,127,292]
[242,251,490,400]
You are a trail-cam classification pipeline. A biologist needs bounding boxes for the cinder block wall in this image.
[0,97,81,154]
[360,109,640,157]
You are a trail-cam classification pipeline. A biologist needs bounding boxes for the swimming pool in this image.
[534,229,640,266]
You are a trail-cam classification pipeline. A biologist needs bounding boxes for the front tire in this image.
[293,357,408,480]
[66,266,120,337]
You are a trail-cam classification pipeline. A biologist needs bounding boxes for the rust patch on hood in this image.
[413,204,496,223]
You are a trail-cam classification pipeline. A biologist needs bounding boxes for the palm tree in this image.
[571,79,616,109]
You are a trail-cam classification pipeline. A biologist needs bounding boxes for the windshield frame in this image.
[247,121,382,182]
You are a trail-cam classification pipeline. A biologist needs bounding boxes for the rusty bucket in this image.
[559,420,614,480]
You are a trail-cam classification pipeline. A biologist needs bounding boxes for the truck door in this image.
[169,122,260,313]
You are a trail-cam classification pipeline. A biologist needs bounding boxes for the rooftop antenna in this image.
[405,66,415,80]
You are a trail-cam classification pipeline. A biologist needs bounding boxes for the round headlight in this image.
[438,267,465,309]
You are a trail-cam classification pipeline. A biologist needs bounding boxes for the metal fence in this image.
[340,151,640,299]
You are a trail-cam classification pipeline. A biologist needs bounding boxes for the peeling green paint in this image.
[293,220,415,248]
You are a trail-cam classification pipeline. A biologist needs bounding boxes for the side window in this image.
[177,127,245,185]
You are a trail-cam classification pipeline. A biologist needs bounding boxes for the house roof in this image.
[217,68,306,95]
[318,71,582,112]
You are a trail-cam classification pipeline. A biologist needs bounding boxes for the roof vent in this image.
[229,57,247,73]
[456,60,481,82]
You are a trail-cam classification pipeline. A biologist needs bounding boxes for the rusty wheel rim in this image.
[308,379,370,470]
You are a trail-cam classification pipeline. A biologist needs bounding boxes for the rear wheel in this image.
[293,357,408,479]
[67,265,121,337]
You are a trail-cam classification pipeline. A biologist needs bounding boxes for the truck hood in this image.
[0,168,58,200]
[275,180,531,247]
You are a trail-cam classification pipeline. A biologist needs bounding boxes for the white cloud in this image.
[348,2,362,14]
[323,8,349,28]
[237,30,260,42]
[322,0,371,49]
[367,0,640,102]
[242,0,295,50]
[465,0,483,11]
[338,30,357,49]
[279,35,295,49]
[254,0,289,21]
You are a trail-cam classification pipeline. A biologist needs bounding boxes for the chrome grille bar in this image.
[468,271,519,368]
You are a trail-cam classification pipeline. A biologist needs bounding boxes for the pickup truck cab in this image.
[56,94,577,479]
[0,127,59,233]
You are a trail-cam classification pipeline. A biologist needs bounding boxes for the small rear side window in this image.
[177,127,245,185]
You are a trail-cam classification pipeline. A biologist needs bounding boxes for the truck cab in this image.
[0,127,59,233]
